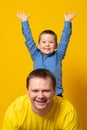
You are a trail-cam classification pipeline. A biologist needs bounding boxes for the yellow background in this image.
[0,0,87,129]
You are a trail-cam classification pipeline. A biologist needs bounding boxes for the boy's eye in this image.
[42,41,46,43]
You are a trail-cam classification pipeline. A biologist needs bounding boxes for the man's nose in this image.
[38,91,44,98]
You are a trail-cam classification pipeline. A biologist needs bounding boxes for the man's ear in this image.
[26,88,29,96]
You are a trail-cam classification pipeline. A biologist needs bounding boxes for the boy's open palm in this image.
[64,12,77,21]
[17,12,30,21]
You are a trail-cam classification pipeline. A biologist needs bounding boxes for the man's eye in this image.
[43,90,50,92]
[32,90,38,92]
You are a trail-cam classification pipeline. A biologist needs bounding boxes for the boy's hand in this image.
[64,12,77,21]
[17,12,30,21]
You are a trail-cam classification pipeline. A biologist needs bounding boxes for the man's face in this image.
[27,77,55,115]
[38,34,57,55]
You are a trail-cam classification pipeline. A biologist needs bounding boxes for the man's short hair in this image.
[26,69,56,91]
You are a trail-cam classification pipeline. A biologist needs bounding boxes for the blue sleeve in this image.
[57,21,72,59]
[22,21,38,61]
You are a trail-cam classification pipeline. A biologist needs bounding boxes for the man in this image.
[2,69,81,130]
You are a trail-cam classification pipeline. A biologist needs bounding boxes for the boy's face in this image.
[38,34,57,55]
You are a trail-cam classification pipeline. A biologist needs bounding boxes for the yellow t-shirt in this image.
[2,95,81,130]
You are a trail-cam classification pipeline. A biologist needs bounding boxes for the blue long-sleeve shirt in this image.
[22,21,72,95]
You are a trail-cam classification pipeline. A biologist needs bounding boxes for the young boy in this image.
[17,12,76,96]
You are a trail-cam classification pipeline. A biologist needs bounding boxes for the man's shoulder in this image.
[7,94,29,112]
[54,96,73,109]
[4,95,30,125]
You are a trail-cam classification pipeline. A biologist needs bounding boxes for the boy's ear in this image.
[55,43,58,49]
[37,44,40,49]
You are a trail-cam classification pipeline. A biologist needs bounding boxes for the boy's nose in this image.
[46,42,49,46]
